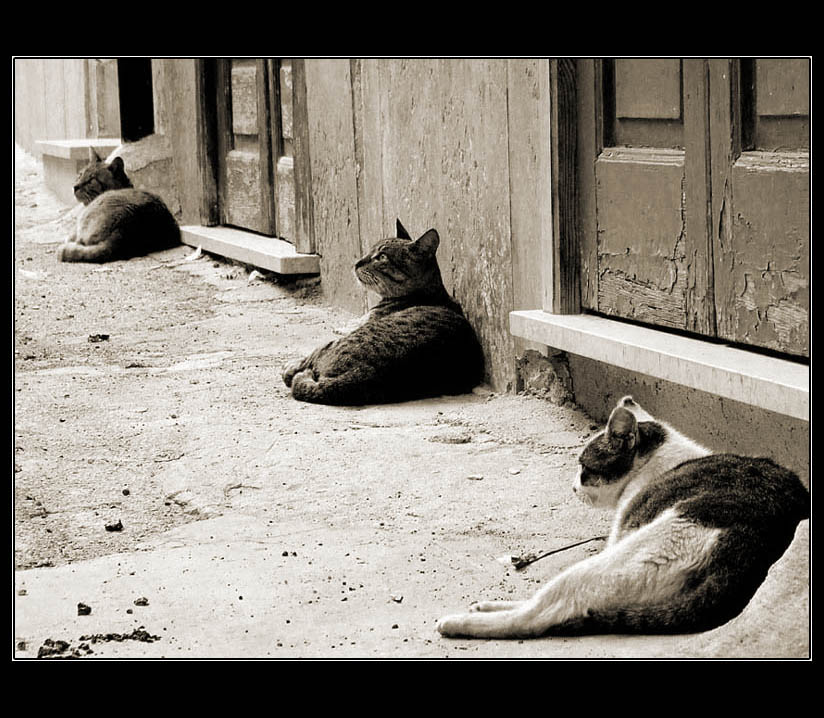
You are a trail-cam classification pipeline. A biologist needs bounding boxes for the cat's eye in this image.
[375,252,388,262]
[579,467,600,486]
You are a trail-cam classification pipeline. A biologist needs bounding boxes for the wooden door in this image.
[215,58,304,246]
[708,59,810,358]
[271,58,298,246]
[578,58,809,358]
[216,58,276,235]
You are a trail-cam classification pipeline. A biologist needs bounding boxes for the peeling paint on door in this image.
[714,153,809,356]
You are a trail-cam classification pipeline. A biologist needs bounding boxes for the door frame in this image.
[193,57,316,253]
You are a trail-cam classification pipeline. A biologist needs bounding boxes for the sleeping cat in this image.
[437,396,809,638]
[282,220,484,405]
[58,150,180,263]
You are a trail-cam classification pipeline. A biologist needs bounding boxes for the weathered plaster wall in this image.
[150,59,214,227]
[303,60,364,314]
[568,353,810,486]
[304,58,552,391]
[14,59,120,155]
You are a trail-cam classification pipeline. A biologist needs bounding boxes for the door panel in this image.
[711,59,810,357]
[216,59,275,235]
[749,58,809,151]
[590,59,694,331]
[615,59,681,119]
[611,59,683,148]
[595,148,688,328]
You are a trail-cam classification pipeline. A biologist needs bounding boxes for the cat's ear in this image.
[415,228,440,255]
[396,219,412,241]
[616,394,654,422]
[88,148,102,163]
[108,156,125,175]
[606,406,638,451]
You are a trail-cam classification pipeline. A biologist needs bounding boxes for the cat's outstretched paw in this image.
[290,369,320,401]
[282,360,304,387]
[436,614,467,637]
[469,599,523,613]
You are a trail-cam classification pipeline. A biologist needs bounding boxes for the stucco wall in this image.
[304,58,553,391]
[14,58,120,155]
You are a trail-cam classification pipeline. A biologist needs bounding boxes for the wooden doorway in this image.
[213,58,305,247]
[575,58,809,359]
[215,58,275,235]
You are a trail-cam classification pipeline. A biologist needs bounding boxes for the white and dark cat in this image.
[58,150,180,263]
[282,220,485,405]
[437,396,809,638]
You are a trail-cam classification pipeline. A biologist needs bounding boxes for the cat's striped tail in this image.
[58,241,116,263]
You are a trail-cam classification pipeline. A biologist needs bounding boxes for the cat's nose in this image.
[354,257,368,269]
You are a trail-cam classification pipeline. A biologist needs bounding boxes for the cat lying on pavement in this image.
[283,220,485,405]
[58,149,180,263]
[437,396,809,638]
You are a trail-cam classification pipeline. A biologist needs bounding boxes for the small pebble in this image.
[77,603,92,616]
[133,597,149,606]
[467,474,484,481]
[105,520,123,532]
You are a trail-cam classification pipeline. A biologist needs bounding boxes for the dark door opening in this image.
[117,59,154,142]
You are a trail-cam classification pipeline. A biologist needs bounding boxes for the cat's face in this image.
[354,221,442,298]
[73,154,131,205]
[573,396,648,508]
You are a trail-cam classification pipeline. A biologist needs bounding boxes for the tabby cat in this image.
[58,150,180,263]
[282,220,484,405]
[437,396,809,638]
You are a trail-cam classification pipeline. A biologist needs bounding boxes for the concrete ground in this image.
[14,147,809,660]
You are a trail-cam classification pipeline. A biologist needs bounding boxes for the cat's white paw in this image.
[469,599,524,613]
[436,614,467,636]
